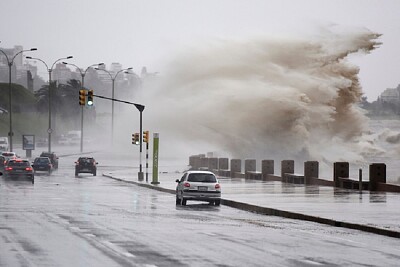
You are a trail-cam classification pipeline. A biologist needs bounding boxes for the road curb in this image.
[103,174,400,239]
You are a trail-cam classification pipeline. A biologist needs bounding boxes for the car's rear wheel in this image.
[176,196,180,205]
[214,200,221,206]
[75,171,78,177]
[181,198,187,206]
[31,176,34,184]
[93,171,96,176]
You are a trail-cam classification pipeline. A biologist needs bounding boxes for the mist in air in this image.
[116,27,383,166]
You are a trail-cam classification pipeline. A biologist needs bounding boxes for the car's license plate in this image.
[198,186,208,191]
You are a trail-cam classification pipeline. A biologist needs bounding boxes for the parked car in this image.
[75,157,97,177]
[32,157,53,175]
[4,158,34,183]
[175,170,221,206]
[40,152,59,169]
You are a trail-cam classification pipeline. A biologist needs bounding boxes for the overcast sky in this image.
[1,0,399,100]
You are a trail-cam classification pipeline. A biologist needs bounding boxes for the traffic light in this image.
[87,90,94,106]
[143,131,149,143]
[79,90,86,105]
[133,133,139,145]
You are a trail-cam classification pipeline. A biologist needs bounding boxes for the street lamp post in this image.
[0,46,37,151]
[95,67,133,144]
[62,62,104,153]
[26,56,73,153]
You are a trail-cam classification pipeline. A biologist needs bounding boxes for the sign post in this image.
[22,134,35,158]
[151,133,160,184]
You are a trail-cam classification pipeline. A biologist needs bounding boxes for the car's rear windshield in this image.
[8,161,30,167]
[79,158,94,163]
[35,158,50,163]
[2,152,15,156]
[187,173,216,183]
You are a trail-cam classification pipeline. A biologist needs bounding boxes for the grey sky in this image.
[1,0,399,100]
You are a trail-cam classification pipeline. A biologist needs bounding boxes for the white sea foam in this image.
[135,27,382,165]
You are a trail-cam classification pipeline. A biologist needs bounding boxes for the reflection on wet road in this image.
[1,157,400,267]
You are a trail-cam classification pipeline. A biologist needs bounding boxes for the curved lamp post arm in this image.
[95,67,113,80]
[50,56,73,71]
[84,63,104,76]
[62,62,83,76]
[11,48,37,64]
[115,67,133,79]
[1,48,37,66]
[26,56,49,71]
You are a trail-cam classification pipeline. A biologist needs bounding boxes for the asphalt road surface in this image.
[1,152,400,267]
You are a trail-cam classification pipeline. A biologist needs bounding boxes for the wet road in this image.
[1,153,400,266]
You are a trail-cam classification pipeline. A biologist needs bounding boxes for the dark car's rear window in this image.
[79,158,94,163]
[8,161,30,167]
[35,158,50,164]
[187,173,216,183]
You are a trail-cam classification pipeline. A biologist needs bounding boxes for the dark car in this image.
[75,157,97,177]
[4,158,34,183]
[40,152,58,169]
[32,157,53,175]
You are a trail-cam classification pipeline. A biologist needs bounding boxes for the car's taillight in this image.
[183,182,190,187]
[26,167,33,171]
[5,167,12,171]
[215,183,221,189]
[49,164,52,168]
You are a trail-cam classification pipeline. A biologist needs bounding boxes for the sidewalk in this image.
[103,170,400,238]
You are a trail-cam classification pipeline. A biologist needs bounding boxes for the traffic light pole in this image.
[145,136,149,182]
[93,94,145,181]
[139,109,144,181]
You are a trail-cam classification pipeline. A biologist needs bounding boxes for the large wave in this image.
[133,28,382,166]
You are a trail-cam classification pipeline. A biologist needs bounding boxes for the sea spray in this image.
[128,29,383,168]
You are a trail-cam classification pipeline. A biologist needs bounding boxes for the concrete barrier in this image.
[218,158,229,170]
[208,157,218,172]
[230,159,242,178]
[262,160,274,179]
[189,155,400,193]
[369,163,386,191]
[281,160,294,179]
[245,159,260,179]
[283,173,305,184]
[200,157,209,170]
[334,162,349,187]
[338,177,369,190]
[304,161,318,185]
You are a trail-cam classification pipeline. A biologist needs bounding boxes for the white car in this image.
[175,170,221,206]
[2,151,17,162]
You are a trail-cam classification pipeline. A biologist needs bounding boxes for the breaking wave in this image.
[141,27,382,165]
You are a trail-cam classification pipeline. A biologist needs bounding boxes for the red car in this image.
[4,158,34,184]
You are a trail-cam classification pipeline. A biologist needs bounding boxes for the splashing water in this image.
[139,28,382,166]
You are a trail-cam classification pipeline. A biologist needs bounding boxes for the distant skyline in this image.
[1,0,400,100]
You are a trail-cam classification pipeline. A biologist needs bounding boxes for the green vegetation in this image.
[0,81,95,143]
